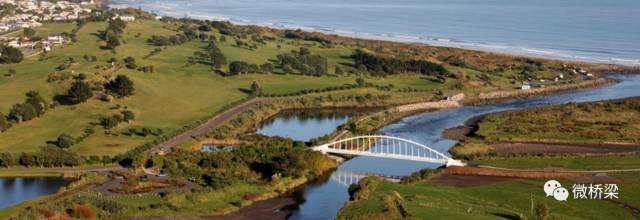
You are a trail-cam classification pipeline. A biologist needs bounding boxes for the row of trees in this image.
[352,49,448,76]
[100,110,135,129]
[228,61,273,75]
[0,147,113,168]
[148,34,190,46]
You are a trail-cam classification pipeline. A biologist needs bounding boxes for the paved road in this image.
[0,166,125,175]
[150,98,265,154]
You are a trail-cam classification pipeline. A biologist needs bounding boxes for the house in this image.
[521,83,531,90]
[47,35,65,44]
[119,15,136,22]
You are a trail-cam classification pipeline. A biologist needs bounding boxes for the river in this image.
[258,74,640,219]
[0,177,69,209]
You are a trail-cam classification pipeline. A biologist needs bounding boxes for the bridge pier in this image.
[446,159,466,167]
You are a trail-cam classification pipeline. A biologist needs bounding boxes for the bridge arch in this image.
[312,135,465,167]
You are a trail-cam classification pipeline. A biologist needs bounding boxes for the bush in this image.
[0,45,24,64]
[66,80,93,104]
[105,75,135,98]
[121,110,135,122]
[55,133,76,148]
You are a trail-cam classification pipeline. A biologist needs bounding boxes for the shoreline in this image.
[105,3,640,67]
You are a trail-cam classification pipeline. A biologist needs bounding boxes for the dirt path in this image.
[150,98,265,154]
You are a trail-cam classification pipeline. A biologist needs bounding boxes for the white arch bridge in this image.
[312,135,465,167]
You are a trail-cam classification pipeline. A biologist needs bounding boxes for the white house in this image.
[521,83,531,90]
[119,15,136,22]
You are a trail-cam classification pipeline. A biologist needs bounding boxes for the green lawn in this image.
[471,154,640,170]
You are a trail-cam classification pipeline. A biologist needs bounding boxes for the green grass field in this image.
[0,20,461,156]
[0,19,583,156]
[476,100,640,144]
[339,174,639,220]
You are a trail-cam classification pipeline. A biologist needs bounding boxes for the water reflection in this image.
[0,177,69,209]
[257,108,379,141]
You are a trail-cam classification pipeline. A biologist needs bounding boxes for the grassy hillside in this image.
[0,17,594,156]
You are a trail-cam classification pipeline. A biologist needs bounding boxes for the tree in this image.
[55,133,76,148]
[260,63,273,73]
[124,56,137,69]
[66,80,93,104]
[8,103,37,123]
[105,34,121,49]
[0,45,24,64]
[193,42,226,69]
[299,47,311,56]
[121,110,135,122]
[0,112,10,132]
[25,91,47,116]
[534,202,549,220]
[335,66,344,75]
[250,81,262,96]
[105,75,135,98]
[23,28,35,37]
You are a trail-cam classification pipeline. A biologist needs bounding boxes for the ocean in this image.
[109,0,640,66]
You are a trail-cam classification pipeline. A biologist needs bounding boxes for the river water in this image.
[255,74,640,220]
[109,0,640,66]
[0,177,69,209]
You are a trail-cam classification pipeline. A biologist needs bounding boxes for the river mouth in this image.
[0,177,70,209]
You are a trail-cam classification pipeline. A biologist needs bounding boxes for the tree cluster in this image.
[192,41,226,69]
[105,75,135,98]
[7,91,48,124]
[100,109,135,130]
[148,34,189,46]
[152,138,334,189]
[227,61,273,75]
[277,47,328,76]
[0,45,24,64]
[102,18,127,49]
[0,147,112,168]
[283,30,331,44]
[352,49,448,77]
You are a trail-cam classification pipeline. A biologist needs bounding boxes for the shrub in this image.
[66,80,93,104]
[105,75,135,98]
[55,133,76,148]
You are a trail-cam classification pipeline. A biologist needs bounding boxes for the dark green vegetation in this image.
[3,137,336,219]
[0,45,24,64]
[338,173,639,220]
